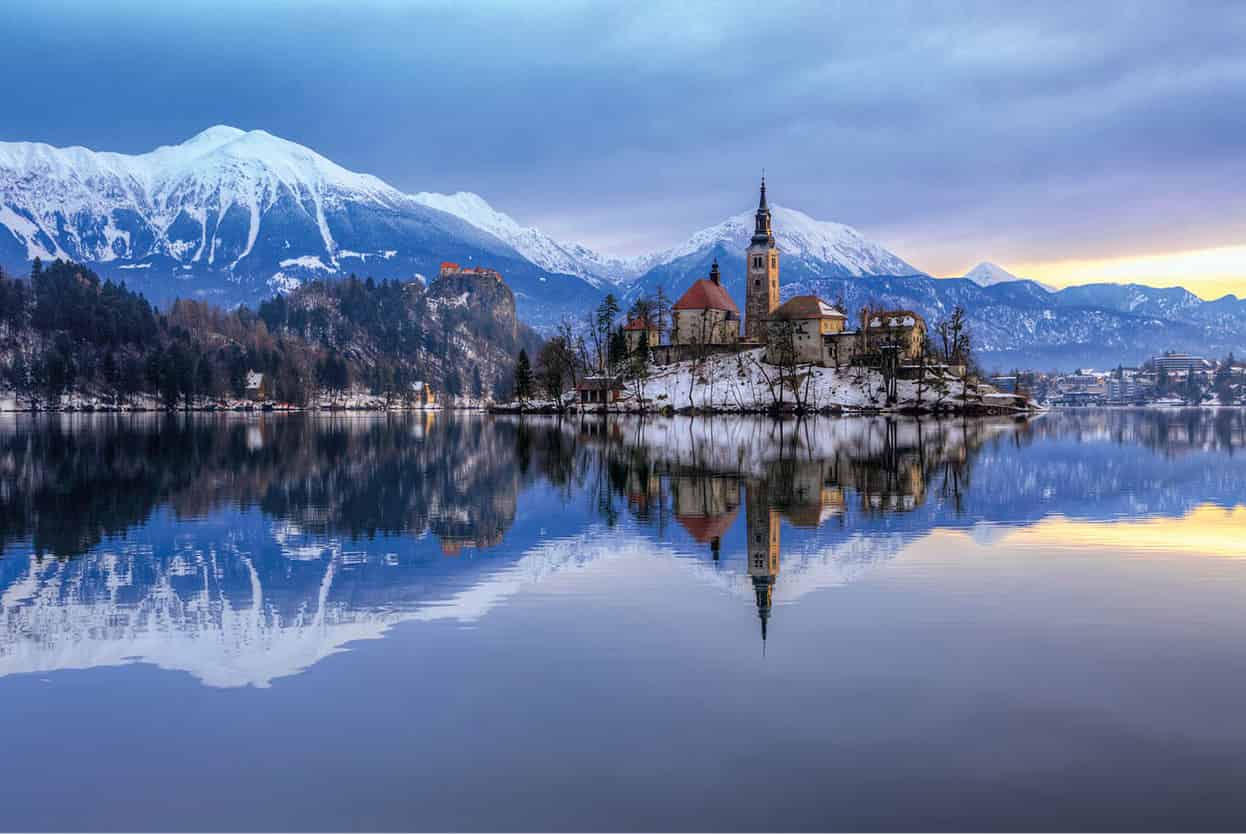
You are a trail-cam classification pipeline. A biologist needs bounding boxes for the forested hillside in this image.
[0,258,539,408]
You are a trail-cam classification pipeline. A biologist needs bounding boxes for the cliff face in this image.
[272,271,537,401]
[419,273,525,398]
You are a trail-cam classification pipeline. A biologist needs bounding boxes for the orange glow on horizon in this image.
[972,505,1246,558]
[1011,245,1246,301]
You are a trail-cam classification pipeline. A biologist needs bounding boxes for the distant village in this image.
[1000,353,1245,407]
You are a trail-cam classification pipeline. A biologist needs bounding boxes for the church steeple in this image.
[753,574,774,643]
[744,176,780,341]
[752,176,774,246]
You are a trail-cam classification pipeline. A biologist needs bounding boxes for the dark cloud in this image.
[3,0,1244,272]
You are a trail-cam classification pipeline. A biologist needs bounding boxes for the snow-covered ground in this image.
[628,348,1006,413]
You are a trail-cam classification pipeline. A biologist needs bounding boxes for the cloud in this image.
[2,0,1244,287]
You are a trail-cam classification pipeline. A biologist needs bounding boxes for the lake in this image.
[1,410,1245,831]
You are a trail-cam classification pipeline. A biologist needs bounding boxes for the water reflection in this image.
[0,408,1243,687]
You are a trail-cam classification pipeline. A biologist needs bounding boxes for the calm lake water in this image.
[1,410,1245,832]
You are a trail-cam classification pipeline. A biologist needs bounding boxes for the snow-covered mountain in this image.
[3,126,1244,367]
[962,261,1021,287]
[622,204,923,307]
[0,126,605,325]
[0,128,922,311]
[960,261,1057,293]
[641,205,920,278]
[410,191,641,288]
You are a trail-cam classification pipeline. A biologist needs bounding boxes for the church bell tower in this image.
[744,177,780,342]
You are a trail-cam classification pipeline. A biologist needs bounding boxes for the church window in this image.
[771,255,777,268]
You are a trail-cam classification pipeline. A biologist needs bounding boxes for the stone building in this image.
[622,316,662,354]
[764,295,847,365]
[671,260,740,346]
[438,262,503,282]
[744,178,780,342]
[863,310,927,361]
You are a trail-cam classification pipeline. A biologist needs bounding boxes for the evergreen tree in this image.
[196,357,215,400]
[158,351,181,409]
[608,328,628,372]
[514,349,533,402]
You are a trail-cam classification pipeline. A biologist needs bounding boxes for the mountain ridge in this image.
[2,126,1244,368]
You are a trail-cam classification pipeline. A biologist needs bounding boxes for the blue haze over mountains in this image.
[2,127,1244,370]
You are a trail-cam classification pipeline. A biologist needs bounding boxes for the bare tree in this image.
[627,328,652,410]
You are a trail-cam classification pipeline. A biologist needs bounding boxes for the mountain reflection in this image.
[0,408,1242,686]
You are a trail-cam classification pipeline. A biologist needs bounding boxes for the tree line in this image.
[0,259,513,408]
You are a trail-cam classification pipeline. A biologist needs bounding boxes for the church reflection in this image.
[651,421,940,644]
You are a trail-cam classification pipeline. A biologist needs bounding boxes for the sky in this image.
[3,0,1246,298]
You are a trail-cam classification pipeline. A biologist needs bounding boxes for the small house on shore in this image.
[245,370,266,401]
[577,375,625,405]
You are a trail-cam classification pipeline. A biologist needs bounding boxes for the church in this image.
[660,178,930,374]
[670,178,781,347]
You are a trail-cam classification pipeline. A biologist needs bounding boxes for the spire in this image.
[752,176,774,246]
[752,574,773,648]
[710,258,721,285]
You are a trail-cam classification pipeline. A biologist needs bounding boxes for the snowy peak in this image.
[638,204,921,277]
[411,190,640,287]
[962,261,1020,286]
[0,126,422,273]
[960,261,1056,292]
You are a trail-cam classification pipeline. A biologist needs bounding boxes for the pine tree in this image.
[196,358,215,401]
[514,349,533,403]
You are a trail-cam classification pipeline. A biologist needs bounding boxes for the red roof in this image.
[623,317,657,331]
[676,508,740,543]
[673,279,739,314]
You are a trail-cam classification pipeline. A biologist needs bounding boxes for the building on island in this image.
[744,177,781,343]
[765,295,848,365]
[863,310,927,361]
[622,316,662,354]
[671,260,740,346]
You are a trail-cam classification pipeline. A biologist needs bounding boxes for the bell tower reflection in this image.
[745,479,781,644]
